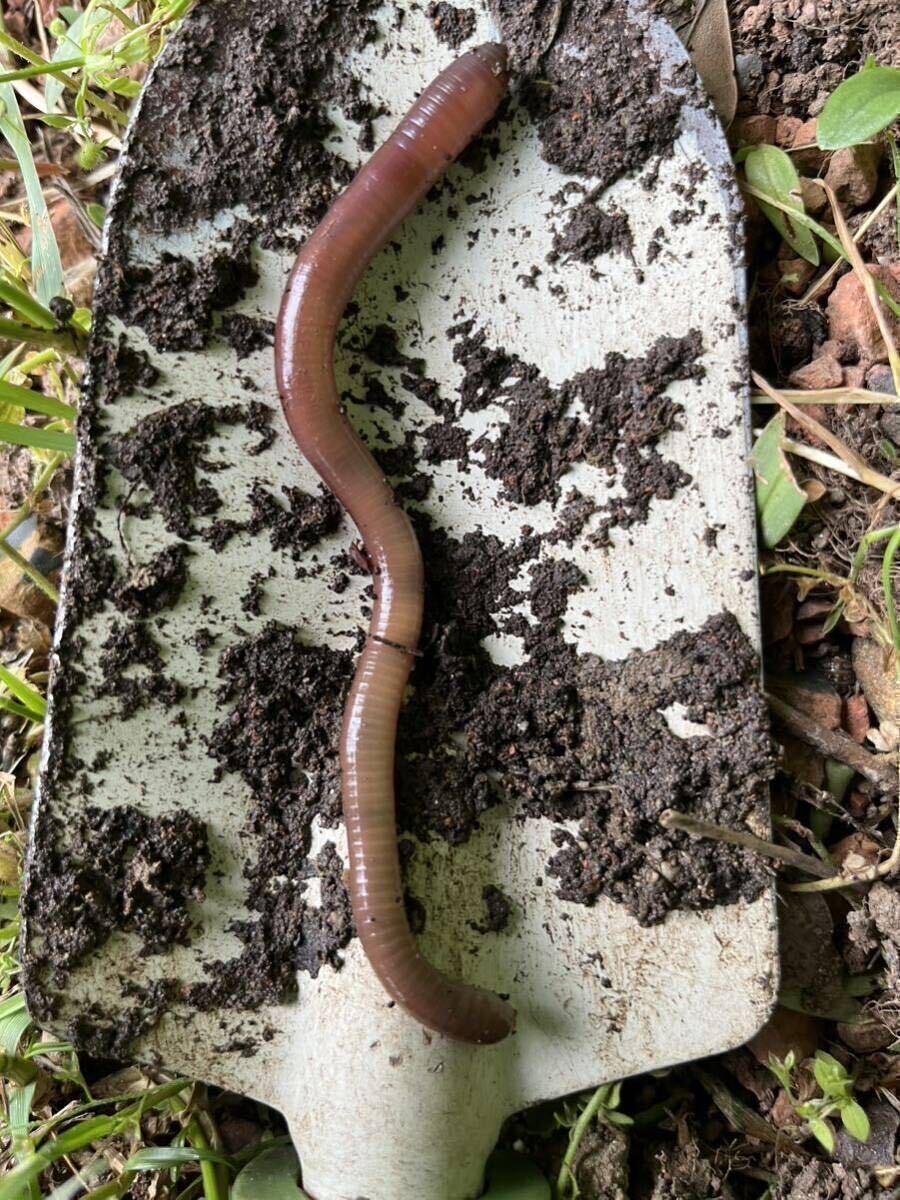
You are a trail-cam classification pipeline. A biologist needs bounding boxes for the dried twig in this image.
[767,693,898,794]
[659,808,836,878]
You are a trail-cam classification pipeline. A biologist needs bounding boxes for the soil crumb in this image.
[99,621,184,718]
[114,544,189,618]
[103,220,258,353]
[551,200,633,264]
[471,884,513,934]
[25,805,208,993]
[427,2,477,47]
[192,624,354,1009]
[490,0,684,189]
[456,322,703,524]
[110,400,249,539]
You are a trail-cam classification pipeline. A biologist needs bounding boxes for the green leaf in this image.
[744,144,820,264]
[814,1051,851,1100]
[484,1151,551,1200]
[0,422,75,454]
[818,66,900,150]
[807,1115,836,1154]
[751,411,808,548]
[0,664,46,717]
[0,88,64,306]
[841,1100,871,1143]
[233,1144,308,1200]
[126,1146,232,1171]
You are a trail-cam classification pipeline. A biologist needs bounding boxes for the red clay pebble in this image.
[789,355,841,389]
[791,118,823,173]
[843,693,870,744]
[824,143,882,209]
[775,114,802,146]
[799,176,827,215]
[779,258,816,296]
[729,114,777,145]
[828,265,900,363]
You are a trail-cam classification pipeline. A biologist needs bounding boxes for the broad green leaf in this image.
[818,66,900,150]
[126,1146,232,1171]
[484,1151,551,1200]
[744,144,820,264]
[233,1143,308,1200]
[808,1115,836,1154]
[0,664,46,718]
[750,412,807,548]
[0,87,64,305]
[841,1100,871,1143]
[0,993,31,1055]
[0,422,75,454]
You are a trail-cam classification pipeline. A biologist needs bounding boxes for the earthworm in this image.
[275,44,514,1044]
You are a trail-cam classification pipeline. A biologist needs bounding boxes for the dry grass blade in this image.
[685,0,737,126]
[821,179,900,397]
[801,180,900,305]
[781,438,900,498]
[753,371,870,475]
[752,387,898,406]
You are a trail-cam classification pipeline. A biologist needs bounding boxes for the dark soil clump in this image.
[99,621,184,718]
[103,220,258,353]
[103,0,383,243]
[471,884,513,934]
[220,313,275,358]
[110,400,247,539]
[91,335,159,402]
[114,544,189,618]
[194,624,355,1008]
[426,2,477,48]
[491,0,684,189]
[458,323,703,521]
[551,201,633,264]
[24,804,208,991]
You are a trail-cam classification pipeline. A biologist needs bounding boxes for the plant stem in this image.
[0,536,59,603]
[882,527,900,670]
[185,1119,227,1200]
[1,452,64,542]
[0,318,78,352]
[660,809,835,878]
[0,279,57,330]
[782,438,900,498]
[752,387,897,406]
[800,179,900,304]
[556,1086,610,1200]
[767,694,898,794]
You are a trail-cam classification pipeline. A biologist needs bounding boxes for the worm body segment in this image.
[275,45,514,1044]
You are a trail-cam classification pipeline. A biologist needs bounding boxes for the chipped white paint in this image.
[27,2,777,1198]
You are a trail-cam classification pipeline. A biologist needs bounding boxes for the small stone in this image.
[828,266,900,363]
[799,176,827,215]
[843,693,870,744]
[842,363,867,389]
[881,409,900,442]
[824,144,882,209]
[789,355,841,389]
[868,364,897,396]
[775,115,802,146]
[830,832,880,869]
[837,1018,895,1054]
[779,258,816,295]
[774,676,842,728]
[791,118,823,173]
[735,52,764,97]
[730,114,777,146]
[853,637,900,725]
[813,338,844,361]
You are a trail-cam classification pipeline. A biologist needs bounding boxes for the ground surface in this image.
[0,0,899,1197]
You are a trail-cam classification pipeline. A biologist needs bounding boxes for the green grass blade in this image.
[0,279,57,330]
[0,422,75,454]
[0,664,47,717]
[0,88,64,306]
[0,378,75,420]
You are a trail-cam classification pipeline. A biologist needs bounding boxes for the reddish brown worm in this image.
[275,44,514,1044]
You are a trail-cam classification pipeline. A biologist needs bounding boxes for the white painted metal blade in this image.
[24,2,777,1198]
